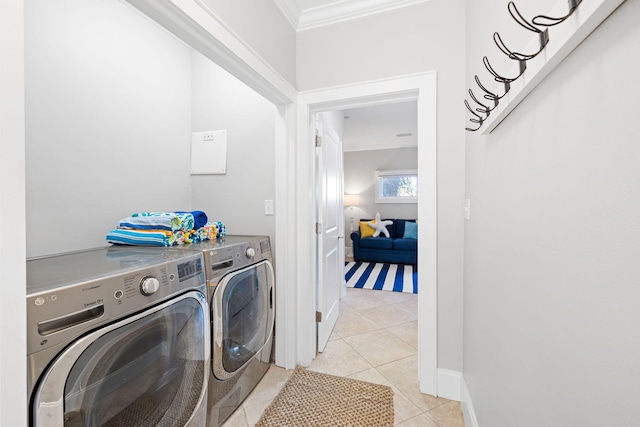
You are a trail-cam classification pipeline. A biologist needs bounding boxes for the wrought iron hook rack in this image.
[464,0,587,132]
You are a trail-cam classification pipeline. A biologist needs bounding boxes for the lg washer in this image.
[27,246,209,427]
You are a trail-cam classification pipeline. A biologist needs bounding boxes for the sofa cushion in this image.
[403,221,418,239]
[359,221,376,238]
[359,237,393,250]
[393,238,418,251]
[393,220,415,239]
[362,219,398,238]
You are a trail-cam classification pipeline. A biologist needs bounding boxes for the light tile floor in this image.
[222,287,464,427]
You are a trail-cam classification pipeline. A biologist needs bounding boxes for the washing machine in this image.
[171,235,275,427]
[27,246,210,427]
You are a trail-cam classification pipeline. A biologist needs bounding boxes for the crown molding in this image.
[273,0,433,31]
[272,0,302,30]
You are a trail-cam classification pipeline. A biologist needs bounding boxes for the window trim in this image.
[375,169,418,204]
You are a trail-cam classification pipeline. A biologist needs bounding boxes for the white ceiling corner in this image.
[273,0,434,31]
[272,0,302,30]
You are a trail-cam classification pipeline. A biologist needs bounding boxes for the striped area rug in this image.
[344,262,417,294]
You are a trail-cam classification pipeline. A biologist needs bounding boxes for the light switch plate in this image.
[264,200,274,216]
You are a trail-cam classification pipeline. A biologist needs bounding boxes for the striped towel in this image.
[106,229,179,247]
[125,212,195,232]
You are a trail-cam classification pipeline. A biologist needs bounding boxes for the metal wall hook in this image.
[507,1,542,33]
[493,30,548,61]
[475,75,508,103]
[465,120,483,132]
[468,89,494,117]
[483,56,526,83]
[493,2,549,62]
[464,98,487,132]
[464,99,484,121]
[532,0,582,26]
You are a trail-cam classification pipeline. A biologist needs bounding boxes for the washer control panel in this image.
[139,276,160,295]
[26,249,205,355]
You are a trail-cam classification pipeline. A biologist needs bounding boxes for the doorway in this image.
[297,72,438,396]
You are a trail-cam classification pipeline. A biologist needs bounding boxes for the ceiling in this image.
[273,0,432,31]
[342,101,417,152]
[272,1,421,152]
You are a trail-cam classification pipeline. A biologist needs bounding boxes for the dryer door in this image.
[32,291,209,427]
[212,260,275,380]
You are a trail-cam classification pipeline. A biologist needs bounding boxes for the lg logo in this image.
[34,295,57,306]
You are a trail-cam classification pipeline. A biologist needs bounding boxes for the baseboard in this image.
[345,246,353,258]
[460,376,480,427]
[436,369,461,401]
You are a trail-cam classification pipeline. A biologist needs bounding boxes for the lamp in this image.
[344,194,360,232]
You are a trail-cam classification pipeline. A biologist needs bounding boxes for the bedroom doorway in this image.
[297,72,438,396]
[342,100,418,268]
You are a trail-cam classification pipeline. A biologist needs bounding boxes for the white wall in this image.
[25,0,193,257]
[0,1,27,425]
[297,0,466,372]
[190,51,277,246]
[463,0,640,425]
[344,147,418,246]
[197,0,297,87]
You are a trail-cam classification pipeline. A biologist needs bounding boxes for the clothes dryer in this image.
[170,235,275,427]
[27,246,209,427]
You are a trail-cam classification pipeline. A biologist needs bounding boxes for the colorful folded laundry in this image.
[107,212,225,247]
[192,224,218,242]
[130,212,195,232]
[106,229,178,247]
[176,210,208,229]
[211,221,226,237]
[120,214,181,232]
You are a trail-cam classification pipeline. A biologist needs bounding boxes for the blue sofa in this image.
[350,219,417,265]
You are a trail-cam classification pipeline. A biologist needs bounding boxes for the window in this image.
[375,169,418,203]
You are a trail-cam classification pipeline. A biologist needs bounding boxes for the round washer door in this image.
[211,260,274,380]
[32,291,209,427]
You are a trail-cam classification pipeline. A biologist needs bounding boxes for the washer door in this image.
[212,260,274,380]
[32,291,209,427]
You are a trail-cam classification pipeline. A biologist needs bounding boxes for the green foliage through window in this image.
[376,170,418,203]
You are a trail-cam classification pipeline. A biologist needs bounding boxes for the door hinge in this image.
[315,223,322,234]
[315,135,322,147]
[316,311,322,322]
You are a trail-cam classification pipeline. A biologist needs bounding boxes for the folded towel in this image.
[106,229,178,246]
[176,213,194,232]
[120,214,181,232]
[173,230,186,245]
[210,221,226,237]
[193,224,218,242]
[127,212,195,232]
[176,210,208,229]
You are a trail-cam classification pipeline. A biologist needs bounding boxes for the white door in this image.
[316,114,344,353]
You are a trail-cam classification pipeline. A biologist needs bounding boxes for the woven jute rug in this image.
[255,367,394,427]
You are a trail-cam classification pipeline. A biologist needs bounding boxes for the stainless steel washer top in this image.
[27,246,204,295]
[27,246,206,357]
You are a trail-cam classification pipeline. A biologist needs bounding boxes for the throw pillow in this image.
[359,221,376,238]
[367,213,393,238]
[403,221,418,239]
